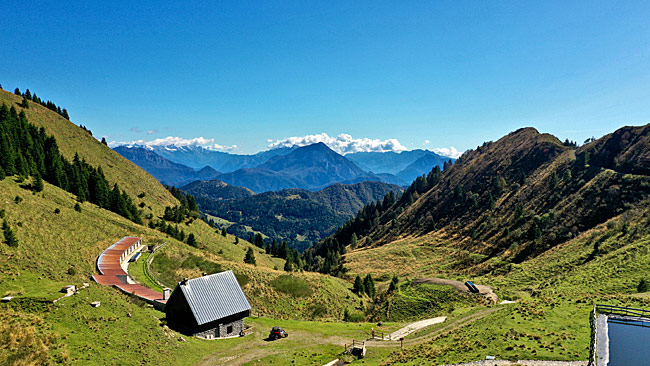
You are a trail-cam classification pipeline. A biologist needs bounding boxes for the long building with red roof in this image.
[92,237,167,308]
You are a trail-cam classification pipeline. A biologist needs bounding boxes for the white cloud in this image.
[109,136,239,152]
[424,139,430,145]
[432,146,463,159]
[267,133,408,154]
[146,129,158,135]
[205,143,238,151]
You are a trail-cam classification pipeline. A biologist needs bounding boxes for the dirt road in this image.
[413,278,499,304]
[387,316,447,339]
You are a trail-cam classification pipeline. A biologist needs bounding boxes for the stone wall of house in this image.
[194,319,244,339]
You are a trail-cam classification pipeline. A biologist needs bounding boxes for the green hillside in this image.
[0,95,370,365]
[193,181,402,250]
[312,125,650,364]
[0,89,177,213]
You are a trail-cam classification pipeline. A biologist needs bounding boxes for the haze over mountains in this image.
[115,141,453,192]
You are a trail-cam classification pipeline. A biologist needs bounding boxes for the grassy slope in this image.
[0,172,369,365]
[342,202,650,364]
[0,89,177,213]
[0,95,375,364]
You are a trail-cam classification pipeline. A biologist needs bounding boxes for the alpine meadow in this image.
[3,2,650,365]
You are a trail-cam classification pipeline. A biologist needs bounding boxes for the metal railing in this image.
[595,304,650,320]
[589,304,650,366]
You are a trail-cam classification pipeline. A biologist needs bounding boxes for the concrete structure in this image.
[165,271,251,339]
[92,236,167,309]
[61,285,76,295]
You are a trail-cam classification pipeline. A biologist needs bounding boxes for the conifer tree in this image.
[283,258,293,272]
[187,233,197,247]
[2,219,18,247]
[234,236,239,244]
[363,274,375,298]
[244,247,256,265]
[350,233,358,249]
[221,228,227,237]
[33,173,44,192]
[353,275,364,296]
[254,233,264,248]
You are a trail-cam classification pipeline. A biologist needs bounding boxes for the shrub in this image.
[270,275,312,298]
[638,279,649,293]
[74,203,81,212]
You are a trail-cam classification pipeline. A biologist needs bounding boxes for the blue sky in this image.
[2,1,650,156]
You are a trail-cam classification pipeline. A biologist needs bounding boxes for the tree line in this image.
[0,103,142,224]
[13,87,70,120]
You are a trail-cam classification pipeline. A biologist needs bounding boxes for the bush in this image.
[638,279,649,293]
[74,203,81,212]
[67,267,76,276]
[270,275,312,298]
[343,308,365,322]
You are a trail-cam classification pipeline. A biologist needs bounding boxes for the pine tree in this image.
[2,219,18,247]
[101,137,108,146]
[221,228,227,237]
[33,173,44,192]
[254,233,264,248]
[14,88,20,95]
[283,258,293,272]
[388,275,399,293]
[350,233,358,249]
[244,247,256,265]
[353,275,364,296]
[363,274,375,298]
[234,236,239,244]
[19,97,29,109]
[187,233,197,247]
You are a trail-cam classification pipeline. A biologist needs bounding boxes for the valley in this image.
[2,87,650,366]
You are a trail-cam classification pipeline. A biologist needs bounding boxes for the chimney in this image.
[181,277,188,285]
[202,272,207,277]
[163,288,171,300]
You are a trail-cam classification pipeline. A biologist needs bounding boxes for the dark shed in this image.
[165,270,251,339]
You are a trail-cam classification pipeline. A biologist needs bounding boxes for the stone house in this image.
[164,270,251,339]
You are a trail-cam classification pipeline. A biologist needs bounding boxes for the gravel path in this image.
[387,316,447,339]
[413,278,499,304]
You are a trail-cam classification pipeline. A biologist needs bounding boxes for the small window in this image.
[227,325,233,334]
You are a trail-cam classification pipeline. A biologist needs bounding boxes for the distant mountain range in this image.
[114,142,453,192]
[346,149,449,182]
[113,146,221,186]
[148,144,296,172]
[186,180,403,250]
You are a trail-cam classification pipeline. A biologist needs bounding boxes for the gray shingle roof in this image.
[179,270,251,325]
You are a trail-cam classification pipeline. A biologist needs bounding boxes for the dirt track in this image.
[413,278,499,304]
